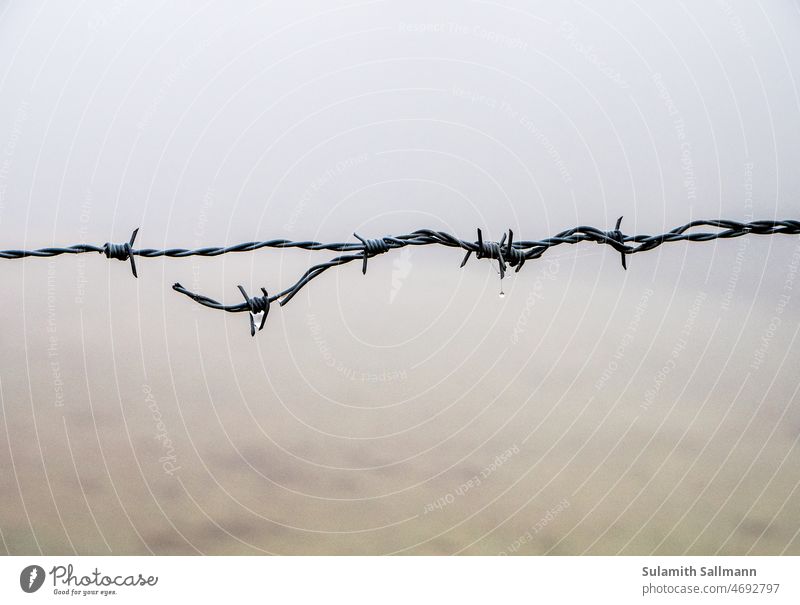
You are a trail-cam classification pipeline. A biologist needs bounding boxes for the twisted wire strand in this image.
[3,218,799,336]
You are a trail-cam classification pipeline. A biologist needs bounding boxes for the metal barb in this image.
[102,227,139,277]
[353,233,389,275]
[237,285,270,337]
[610,216,627,270]
[461,228,510,278]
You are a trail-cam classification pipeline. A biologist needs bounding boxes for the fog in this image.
[0,0,799,554]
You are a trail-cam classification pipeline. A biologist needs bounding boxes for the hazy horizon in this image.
[1,0,799,555]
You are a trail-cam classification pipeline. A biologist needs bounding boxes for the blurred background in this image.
[0,0,799,555]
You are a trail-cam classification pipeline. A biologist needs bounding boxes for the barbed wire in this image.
[2,218,798,336]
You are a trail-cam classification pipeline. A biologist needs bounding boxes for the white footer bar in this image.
[1,556,796,604]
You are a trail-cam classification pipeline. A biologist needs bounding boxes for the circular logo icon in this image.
[20,565,45,593]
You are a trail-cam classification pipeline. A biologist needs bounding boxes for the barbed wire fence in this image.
[2,218,798,336]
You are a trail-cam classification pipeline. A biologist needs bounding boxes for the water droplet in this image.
[499,291,505,298]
